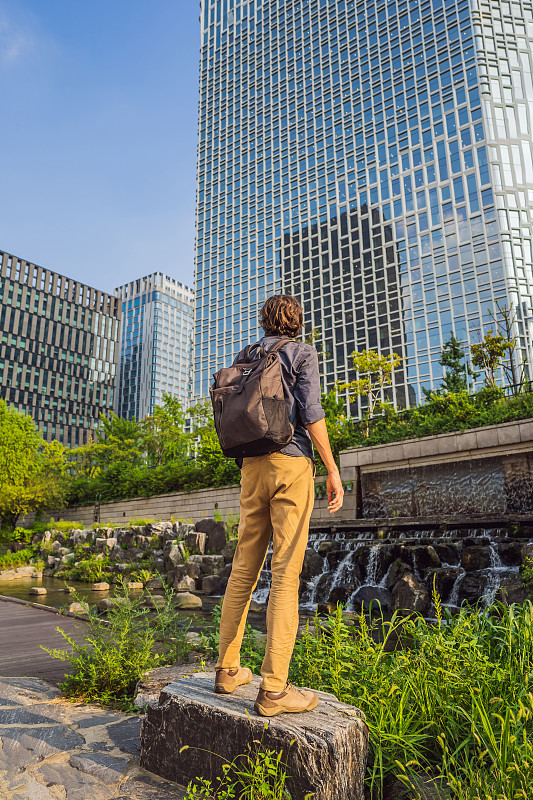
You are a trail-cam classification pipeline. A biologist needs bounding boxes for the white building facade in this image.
[115,273,194,420]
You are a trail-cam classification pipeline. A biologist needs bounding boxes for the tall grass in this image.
[285,599,533,798]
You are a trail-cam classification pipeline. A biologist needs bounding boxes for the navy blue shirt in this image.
[233,335,325,461]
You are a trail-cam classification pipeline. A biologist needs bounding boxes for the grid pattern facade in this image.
[195,0,533,406]
[0,250,120,446]
[115,273,194,420]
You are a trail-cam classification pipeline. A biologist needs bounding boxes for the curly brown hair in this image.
[260,295,303,338]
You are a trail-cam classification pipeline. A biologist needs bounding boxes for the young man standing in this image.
[214,294,344,716]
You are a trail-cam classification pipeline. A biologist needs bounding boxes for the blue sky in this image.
[0,1,199,293]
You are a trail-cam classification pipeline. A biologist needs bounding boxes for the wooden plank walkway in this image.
[0,599,85,686]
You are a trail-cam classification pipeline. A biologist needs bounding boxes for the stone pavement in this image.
[0,677,187,800]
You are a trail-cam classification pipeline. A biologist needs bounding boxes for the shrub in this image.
[0,548,36,570]
[59,556,113,584]
[43,585,191,709]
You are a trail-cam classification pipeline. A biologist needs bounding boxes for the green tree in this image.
[143,394,187,467]
[471,329,513,389]
[489,302,524,394]
[337,349,403,437]
[187,399,240,486]
[0,400,67,529]
[438,333,476,394]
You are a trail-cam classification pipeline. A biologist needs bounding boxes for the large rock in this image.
[384,558,412,590]
[174,575,196,592]
[351,586,391,614]
[461,546,492,571]
[221,538,238,564]
[188,554,225,575]
[301,548,325,581]
[433,541,461,566]
[140,672,368,800]
[195,519,227,554]
[457,572,488,603]
[174,592,202,609]
[95,537,116,553]
[173,521,196,539]
[165,544,185,570]
[497,541,523,567]
[429,566,464,601]
[183,531,207,555]
[201,574,223,595]
[495,576,529,606]
[391,573,430,614]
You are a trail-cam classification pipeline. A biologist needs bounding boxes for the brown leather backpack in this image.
[209,338,293,458]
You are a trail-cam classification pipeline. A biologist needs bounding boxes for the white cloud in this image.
[0,9,38,65]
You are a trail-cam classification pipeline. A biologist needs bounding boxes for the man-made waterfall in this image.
[252,522,530,617]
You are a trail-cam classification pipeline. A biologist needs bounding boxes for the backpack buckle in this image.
[237,367,253,394]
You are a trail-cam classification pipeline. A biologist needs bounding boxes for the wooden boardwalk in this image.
[0,599,84,686]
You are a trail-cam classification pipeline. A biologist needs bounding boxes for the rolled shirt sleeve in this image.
[293,348,326,426]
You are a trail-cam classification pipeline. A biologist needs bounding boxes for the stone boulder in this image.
[351,586,391,614]
[95,537,116,553]
[188,554,225,575]
[404,544,441,572]
[328,583,358,606]
[91,582,110,592]
[201,574,223,595]
[461,546,492,572]
[301,548,326,581]
[140,672,368,800]
[497,541,522,567]
[521,542,533,564]
[145,577,164,590]
[391,573,430,615]
[165,544,185,570]
[456,572,488,603]
[384,559,412,591]
[174,575,196,592]
[183,531,207,555]
[495,576,529,606]
[195,519,227,554]
[433,541,461,566]
[221,538,238,564]
[29,587,47,596]
[173,521,196,539]
[429,567,463,601]
[174,592,202,609]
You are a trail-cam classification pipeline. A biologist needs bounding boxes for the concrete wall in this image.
[24,418,533,527]
[24,473,358,527]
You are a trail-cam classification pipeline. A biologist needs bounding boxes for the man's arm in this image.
[306,419,344,514]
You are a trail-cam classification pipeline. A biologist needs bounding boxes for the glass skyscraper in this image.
[115,273,194,420]
[195,0,533,409]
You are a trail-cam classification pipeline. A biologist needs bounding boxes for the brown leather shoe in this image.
[214,667,253,694]
[254,683,319,717]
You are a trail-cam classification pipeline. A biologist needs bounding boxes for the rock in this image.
[165,544,185,570]
[429,567,463,601]
[318,540,335,555]
[136,535,153,551]
[145,577,164,590]
[46,554,58,569]
[188,554,225,575]
[50,540,62,553]
[249,598,266,612]
[68,602,87,614]
[95,537,116,553]
[126,581,144,590]
[134,663,216,709]
[69,753,129,785]
[457,572,488,603]
[183,531,207,555]
[326,546,350,570]
[497,542,522,566]
[144,595,166,609]
[195,519,227,554]
[521,543,533,564]
[219,563,233,580]
[98,597,128,611]
[433,541,461,566]
[28,587,47,596]
[91,582,110,592]
[328,584,358,605]
[201,574,223,595]
[41,531,52,544]
[15,566,39,577]
[0,570,16,580]
[495,576,529,605]
[140,671,368,800]
[171,563,201,585]
[391,573,430,614]
[173,521,196,538]
[461,546,492,571]
[174,592,202,609]
[384,559,412,591]
[221,538,238,563]
[174,575,196,592]
[314,573,334,603]
[301,548,326,581]
[351,586,391,614]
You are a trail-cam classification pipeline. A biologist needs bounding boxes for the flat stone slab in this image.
[140,671,368,800]
[0,676,186,800]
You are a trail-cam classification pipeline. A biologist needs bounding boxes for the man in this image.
[214,294,344,716]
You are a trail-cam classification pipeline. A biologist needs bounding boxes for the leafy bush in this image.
[44,585,191,709]
[0,548,37,570]
[59,557,113,584]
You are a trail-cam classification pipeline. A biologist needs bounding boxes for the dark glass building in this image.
[195,0,533,409]
[0,249,121,446]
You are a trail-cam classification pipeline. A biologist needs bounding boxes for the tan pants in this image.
[216,452,315,692]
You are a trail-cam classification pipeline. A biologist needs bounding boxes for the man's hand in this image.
[326,470,344,513]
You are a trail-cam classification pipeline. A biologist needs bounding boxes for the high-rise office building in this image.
[115,273,194,420]
[0,249,120,446]
[195,0,533,410]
